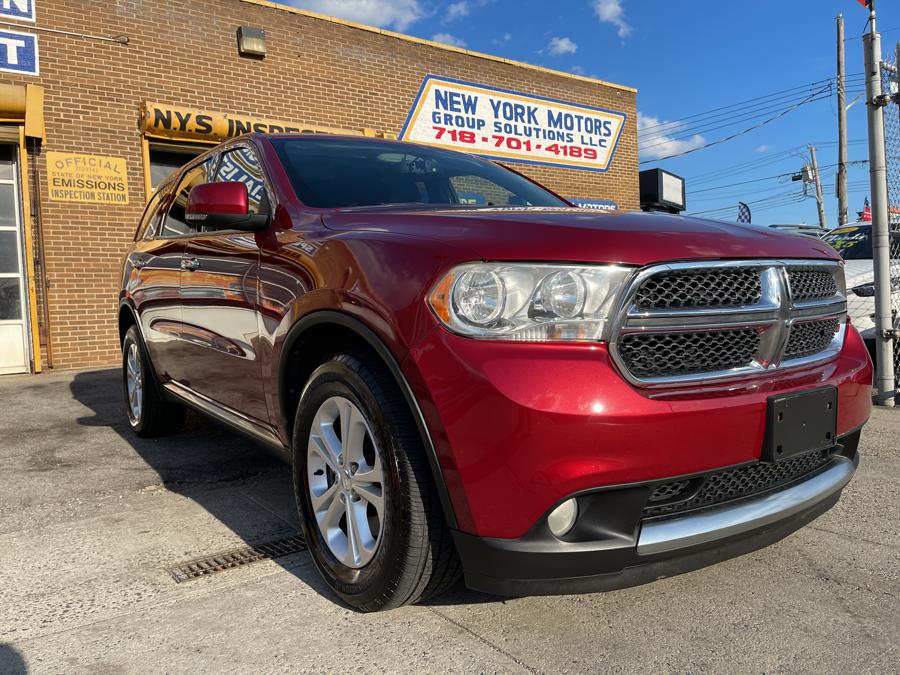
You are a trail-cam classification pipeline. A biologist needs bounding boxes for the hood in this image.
[322,206,839,266]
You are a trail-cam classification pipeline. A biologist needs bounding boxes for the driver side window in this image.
[215,147,269,216]
[160,156,218,237]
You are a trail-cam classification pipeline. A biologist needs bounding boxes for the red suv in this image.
[119,134,872,611]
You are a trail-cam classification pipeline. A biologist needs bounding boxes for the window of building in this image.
[148,141,212,189]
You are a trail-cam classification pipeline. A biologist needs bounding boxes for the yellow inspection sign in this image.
[46,152,129,205]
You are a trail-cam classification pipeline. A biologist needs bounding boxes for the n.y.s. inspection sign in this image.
[399,75,626,172]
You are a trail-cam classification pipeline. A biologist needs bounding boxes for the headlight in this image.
[427,263,632,341]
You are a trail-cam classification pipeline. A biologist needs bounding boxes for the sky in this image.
[284,0,900,227]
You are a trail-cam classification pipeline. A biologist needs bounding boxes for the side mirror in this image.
[186,182,270,231]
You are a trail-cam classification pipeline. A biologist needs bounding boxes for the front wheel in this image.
[122,325,185,437]
[293,352,460,611]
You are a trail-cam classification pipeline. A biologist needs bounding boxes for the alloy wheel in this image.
[125,342,143,424]
[307,396,385,568]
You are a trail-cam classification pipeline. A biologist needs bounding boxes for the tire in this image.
[122,324,186,437]
[292,352,460,611]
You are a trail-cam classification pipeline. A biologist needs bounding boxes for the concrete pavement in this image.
[0,368,898,674]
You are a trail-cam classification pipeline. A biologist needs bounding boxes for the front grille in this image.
[643,449,834,518]
[633,268,762,310]
[618,329,760,378]
[784,318,840,360]
[613,261,845,384]
[788,267,838,302]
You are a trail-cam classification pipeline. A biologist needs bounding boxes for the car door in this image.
[128,180,187,382]
[135,157,219,382]
[177,145,268,422]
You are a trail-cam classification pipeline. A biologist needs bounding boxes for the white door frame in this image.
[0,142,32,375]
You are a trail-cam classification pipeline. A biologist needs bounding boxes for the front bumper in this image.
[453,443,859,596]
[406,324,873,538]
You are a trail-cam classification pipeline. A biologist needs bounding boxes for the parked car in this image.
[821,224,900,355]
[119,134,872,611]
[768,223,826,238]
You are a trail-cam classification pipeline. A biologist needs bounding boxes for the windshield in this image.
[822,226,873,260]
[270,137,569,209]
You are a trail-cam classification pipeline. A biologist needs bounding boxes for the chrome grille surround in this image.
[608,260,847,387]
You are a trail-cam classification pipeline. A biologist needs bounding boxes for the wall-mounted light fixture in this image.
[237,27,266,58]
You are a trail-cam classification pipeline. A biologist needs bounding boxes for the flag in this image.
[736,202,752,224]
[861,196,872,222]
[857,0,870,7]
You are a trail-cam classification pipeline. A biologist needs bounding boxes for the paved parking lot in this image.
[0,368,898,674]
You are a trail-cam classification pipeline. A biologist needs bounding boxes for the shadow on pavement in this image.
[0,644,27,674]
[69,368,331,597]
[69,368,485,609]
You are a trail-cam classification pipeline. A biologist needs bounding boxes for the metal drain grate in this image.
[167,535,307,583]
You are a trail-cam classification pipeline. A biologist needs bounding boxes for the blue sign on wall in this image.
[0,28,38,75]
[0,0,36,22]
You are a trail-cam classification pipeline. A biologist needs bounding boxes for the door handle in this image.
[181,257,200,272]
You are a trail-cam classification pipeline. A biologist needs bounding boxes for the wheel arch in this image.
[278,310,458,529]
[118,301,139,345]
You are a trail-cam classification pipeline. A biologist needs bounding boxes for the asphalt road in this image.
[0,368,898,674]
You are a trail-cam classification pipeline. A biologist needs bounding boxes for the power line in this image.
[638,79,837,135]
[639,89,835,145]
[639,90,834,150]
[640,84,833,164]
[688,189,806,217]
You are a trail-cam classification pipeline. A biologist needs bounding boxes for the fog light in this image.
[547,498,578,538]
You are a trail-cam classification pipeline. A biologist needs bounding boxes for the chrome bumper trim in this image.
[636,456,857,556]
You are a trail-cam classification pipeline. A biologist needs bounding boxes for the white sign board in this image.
[400,75,627,173]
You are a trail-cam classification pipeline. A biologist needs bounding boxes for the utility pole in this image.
[808,144,828,230]
[837,14,849,226]
[863,0,896,406]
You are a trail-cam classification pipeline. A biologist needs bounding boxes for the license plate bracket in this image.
[763,386,838,463]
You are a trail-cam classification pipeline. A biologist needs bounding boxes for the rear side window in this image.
[160,156,217,237]
[216,147,269,215]
[135,189,166,241]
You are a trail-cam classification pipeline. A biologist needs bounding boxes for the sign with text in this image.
[141,102,396,144]
[570,198,617,211]
[399,75,626,173]
[0,0,35,22]
[47,152,129,205]
[0,28,37,75]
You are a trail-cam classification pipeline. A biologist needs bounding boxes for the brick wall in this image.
[1,0,638,370]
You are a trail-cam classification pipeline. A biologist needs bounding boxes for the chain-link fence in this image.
[878,47,900,382]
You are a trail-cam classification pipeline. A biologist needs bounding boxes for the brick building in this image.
[0,0,638,374]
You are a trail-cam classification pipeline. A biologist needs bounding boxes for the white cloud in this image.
[492,31,511,45]
[591,0,632,38]
[546,36,578,56]
[570,65,586,75]
[638,112,705,160]
[756,144,771,153]
[431,32,467,47]
[446,1,470,21]
[285,0,425,31]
